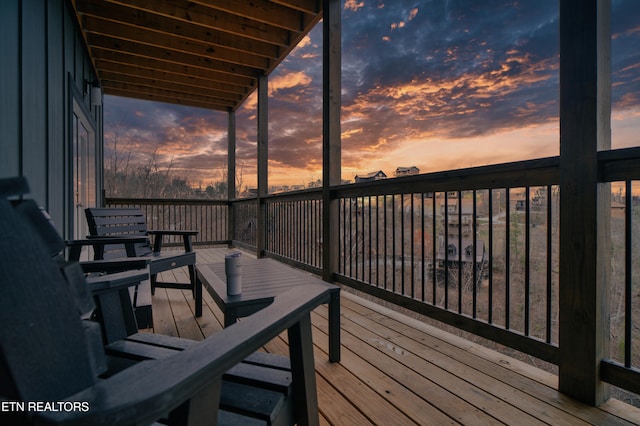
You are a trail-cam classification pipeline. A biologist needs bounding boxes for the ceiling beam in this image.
[95,59,248,96]
[190,0,306,31]
[73,0,322,110]
[82,0,293,46]
[77,0,281,59]
[83,15,271,70]
[271,0,321,15]
[92,48,255,89]
[99,70,244,102]
[105,81,238,110]
[86,33,260,79]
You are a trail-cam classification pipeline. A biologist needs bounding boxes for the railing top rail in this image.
[231,197,259,204]
[334,156,560,198]
[598,146,640,182]
[106,147,640,207]
[106,197,229,206]
[262,188,323,202]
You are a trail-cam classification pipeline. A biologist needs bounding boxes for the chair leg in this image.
[329,290,341,362]
[151,273,157,295]
[189,264,202,317]
[288,314,319,426]
[167,379,221,426]
[93,289,137,344]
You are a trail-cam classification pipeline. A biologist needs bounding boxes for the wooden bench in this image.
[84,207,202,325]
[1,177,322,425]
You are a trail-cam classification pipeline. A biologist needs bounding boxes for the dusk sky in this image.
[104,0,640,191]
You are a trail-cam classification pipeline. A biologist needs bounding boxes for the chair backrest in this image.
[85,207,153,258]
[0,175,29,198]
[0,197,104,403]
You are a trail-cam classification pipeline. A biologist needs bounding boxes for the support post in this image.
[322,0,342,282]
[257,74,268,258]
[558,0,611,405]
[227,110,236,246]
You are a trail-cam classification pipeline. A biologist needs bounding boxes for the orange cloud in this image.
[344,0,365,12]
[269,71,313,93]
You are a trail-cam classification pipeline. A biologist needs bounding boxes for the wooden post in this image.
[227,110,236,246]
[322,0,341,282]
[257,74,268,258]
[558,0,611,405]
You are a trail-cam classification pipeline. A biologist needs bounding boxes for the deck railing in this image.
[331,157,561,365]
[263,189,324,272]
[232,197,258,250]
[105,147,640,398]
[597,148,640,396]
[104,198,229,246]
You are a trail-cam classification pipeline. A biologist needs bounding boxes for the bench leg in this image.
[288,314,319,426]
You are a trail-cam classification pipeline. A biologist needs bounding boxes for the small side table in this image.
[197,258,340,362]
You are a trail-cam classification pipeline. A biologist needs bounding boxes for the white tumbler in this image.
[225,252,242,296]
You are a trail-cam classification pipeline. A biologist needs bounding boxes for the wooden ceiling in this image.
[72,0,323,111]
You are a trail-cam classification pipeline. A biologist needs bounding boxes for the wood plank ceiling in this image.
[72,0,323,111]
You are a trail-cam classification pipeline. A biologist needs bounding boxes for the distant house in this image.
[354,170,387,182]
[307,179,322,188]
[611,200,625,210]
[395,166,420,177]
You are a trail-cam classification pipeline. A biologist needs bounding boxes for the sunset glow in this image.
[104,0,640,193]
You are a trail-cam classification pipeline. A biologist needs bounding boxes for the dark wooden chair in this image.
[1,178,154,331]
[84,207,202,320]
[0,178,322,425]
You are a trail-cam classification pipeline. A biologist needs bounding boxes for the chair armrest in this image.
[79,258,149,274]
[66,237,149,260]
[148,230,198,236]
[85,270,149,295]
[67,237,149,246]
[147,230,198,252]
[36,284,329,425]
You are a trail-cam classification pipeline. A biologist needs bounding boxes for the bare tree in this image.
[104,132,133,197]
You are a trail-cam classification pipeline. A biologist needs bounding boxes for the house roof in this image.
[396,166,419,173]
[355,170,387,180]
[71,0,322,111]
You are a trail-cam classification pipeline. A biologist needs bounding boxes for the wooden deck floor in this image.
[151,248,640,425]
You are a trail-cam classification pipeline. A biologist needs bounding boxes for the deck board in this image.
[323,307,528,425]
[147,248,640,425]
[337,298,583,426]
[310,310,462,426]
